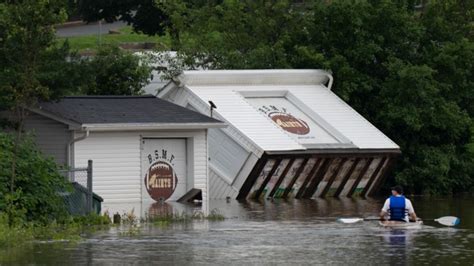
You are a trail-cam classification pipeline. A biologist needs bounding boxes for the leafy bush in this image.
[0,132,71,224]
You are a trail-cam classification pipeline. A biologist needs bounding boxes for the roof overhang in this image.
[28,107,225,131]
[28,108,82,129]
[80,122,226,131]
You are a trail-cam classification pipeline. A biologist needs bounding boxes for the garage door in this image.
[141,138,187,202]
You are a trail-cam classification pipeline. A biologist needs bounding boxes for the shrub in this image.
[0,132,71,224]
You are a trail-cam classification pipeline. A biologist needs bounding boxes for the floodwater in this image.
[1,196,473,265]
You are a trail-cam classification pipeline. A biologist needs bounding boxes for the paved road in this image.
[56,21,127,37]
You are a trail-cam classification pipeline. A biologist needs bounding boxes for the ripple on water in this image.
[2,197,474,265]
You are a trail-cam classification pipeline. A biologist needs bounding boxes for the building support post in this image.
[87,159,93,214]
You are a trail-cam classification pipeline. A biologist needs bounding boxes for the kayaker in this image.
[380,185,418,222]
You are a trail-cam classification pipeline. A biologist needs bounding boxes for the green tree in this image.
[152,0,473,194]
[0,0,68,194]
[75,0,227,48]
[77,0,171,35]
[78,46,153,95]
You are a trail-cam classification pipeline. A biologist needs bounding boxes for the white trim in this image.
[178,69,332,87]
[209,163,234,186]
[156,80,177,97]
[303,143,358,149]
[239,90,288,98]
[205,128,210,214]
[326,73,334,90]
[285,92,352,144]
[82,122,226,131]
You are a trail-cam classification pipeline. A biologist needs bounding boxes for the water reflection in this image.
[1,197,473,265]
[381,229,413,265]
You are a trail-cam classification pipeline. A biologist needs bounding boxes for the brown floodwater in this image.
[1,196,473,265]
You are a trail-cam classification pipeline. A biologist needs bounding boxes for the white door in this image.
[141,138,187,202]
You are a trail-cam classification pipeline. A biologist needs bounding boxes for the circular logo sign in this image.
[268,112,310,135]
[144,161,178,201]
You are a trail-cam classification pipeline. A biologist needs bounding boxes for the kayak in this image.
[378,220,423,229]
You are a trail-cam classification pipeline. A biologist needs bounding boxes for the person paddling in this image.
[380,185,418,222]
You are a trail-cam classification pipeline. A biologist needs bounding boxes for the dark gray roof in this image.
[37,95,222,125]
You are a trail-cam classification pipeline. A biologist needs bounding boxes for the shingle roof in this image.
[37,95,222,125]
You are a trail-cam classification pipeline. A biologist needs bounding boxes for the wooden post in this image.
[282,158,309,198]
[319,158,348,198]
[347,158,373,197]
[368,157,398,197]
[253,159,282,200]
[87,159,93,214]
[295,158,321,199]
[303,158,333,198]
[236,155,268,200]
[268,158,295,198]
[361,157,388,197]
[333,158,360,197]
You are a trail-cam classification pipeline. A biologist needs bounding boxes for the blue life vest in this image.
[389,195,407,221]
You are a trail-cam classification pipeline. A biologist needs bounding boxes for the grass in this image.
[146,209,226,226]
[0,213,111,249]
[57,26,171,52]
[0,208,226,247]
[112,208,226,235]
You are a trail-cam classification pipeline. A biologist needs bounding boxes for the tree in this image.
[151,0,473,194]
[77,0,171,36]
[76,0,224,48]
[78,46,153,95]
[0,0,69,195]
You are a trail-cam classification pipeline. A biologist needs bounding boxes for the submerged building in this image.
[20,96,224,213]
[158,69,400,200]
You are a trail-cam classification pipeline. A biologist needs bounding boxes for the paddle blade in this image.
[434,216,460,226]
[337,218,364,224]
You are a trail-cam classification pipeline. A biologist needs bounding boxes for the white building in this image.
[158,69,400,200]
[24,95,224,214]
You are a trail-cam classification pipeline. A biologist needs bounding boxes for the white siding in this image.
[208,128,250,183]
[74,130,208,204]
[209,168,238,199]
[74,132,141,203]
